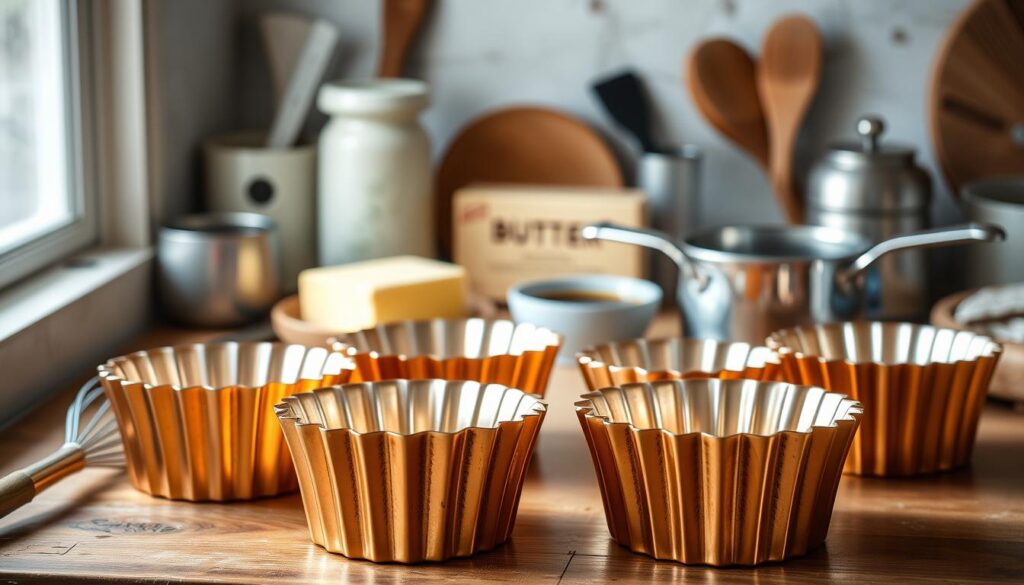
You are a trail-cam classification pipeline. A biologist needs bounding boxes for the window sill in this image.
[0,246,152,429]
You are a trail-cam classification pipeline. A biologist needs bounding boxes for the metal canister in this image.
[636,145,702,306]
[157,212,283,327]
[806,115,932,321]
[962,177,1024,287]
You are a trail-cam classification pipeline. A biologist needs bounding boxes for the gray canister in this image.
[636,145,702,305]
[806,115,932,321]
[963,178,1024,287]
[157,212,283,327]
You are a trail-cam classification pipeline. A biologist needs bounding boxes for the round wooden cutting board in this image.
[435,106,624,256]
[930,0,1024,196]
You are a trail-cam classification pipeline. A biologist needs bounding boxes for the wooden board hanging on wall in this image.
[930,0,1024,195]
[435,106,624,257]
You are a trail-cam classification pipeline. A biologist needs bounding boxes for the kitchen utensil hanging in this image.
[593,69,660,153]
[378,0,433,77]
[686,38,769,168]
[757,15,823,223]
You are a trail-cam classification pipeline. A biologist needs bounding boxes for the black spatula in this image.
[592,70,659,153]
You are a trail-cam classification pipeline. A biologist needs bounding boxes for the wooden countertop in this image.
[1,319,1023,584]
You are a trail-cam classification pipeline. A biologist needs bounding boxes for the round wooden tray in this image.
[435,106,624,256]
[931,288,1024,406]
[929,0,1024,195]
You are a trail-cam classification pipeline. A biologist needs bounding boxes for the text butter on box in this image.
[453,185,647,301]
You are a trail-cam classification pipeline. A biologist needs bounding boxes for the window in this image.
[0,0,95,289]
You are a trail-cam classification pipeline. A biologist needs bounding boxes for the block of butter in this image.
[453,184,646,301]
[298,255,467,332]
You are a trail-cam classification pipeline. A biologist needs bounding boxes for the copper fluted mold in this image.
[576,378,861,566]
[577,337,781,391]
[767,321,1002,477]
[98,342,353,501]
[276,379,546,563]
[330,318,561,396]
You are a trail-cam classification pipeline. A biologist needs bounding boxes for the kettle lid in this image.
[827,115,916,162]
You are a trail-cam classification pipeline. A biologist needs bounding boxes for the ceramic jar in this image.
[316,79,433,265]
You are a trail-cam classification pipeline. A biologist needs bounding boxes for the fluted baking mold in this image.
[576,378,861,566]
[767,321,1001,477]
[330,318,561,396]
[276,379,546,563]
[99,342,353,501]
[577,337,781,391]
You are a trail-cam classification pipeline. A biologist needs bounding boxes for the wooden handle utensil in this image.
[378,0,432,78]
[686,38,769,168]
[757,15,823,224]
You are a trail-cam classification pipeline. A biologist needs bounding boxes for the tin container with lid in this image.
[806,115,932,321]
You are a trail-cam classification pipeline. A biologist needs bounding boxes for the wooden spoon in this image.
[685,38,769,168]
[757,15,823,224]
[377,0,432,78]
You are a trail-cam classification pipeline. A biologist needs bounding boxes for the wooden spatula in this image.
[757,15,822,224]
[686,38,769,168]
[378,0,432,78]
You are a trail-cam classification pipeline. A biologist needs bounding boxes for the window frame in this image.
[0,0,99,290]
[0,0,153,429]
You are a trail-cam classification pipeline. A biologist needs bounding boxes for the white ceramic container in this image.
[204,131,316,290]
[316,79,433,265]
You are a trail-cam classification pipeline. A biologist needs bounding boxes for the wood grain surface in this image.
[1,317,1023,584]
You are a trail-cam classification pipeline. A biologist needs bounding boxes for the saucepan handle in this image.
[581,222,705,285]
[840,222,1005,282]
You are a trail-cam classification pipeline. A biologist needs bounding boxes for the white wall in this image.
[231,0,972,227]
[146,0,239,221]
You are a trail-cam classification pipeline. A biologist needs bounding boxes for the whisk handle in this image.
[0,445,86,519]
[0,470,35,519]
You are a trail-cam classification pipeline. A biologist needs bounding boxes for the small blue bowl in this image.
[507,275,662,364]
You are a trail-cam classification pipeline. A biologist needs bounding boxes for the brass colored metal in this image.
[576,337,781,391]
[0,378,118,519]
[276,379,547,563]
[768,321,1002,477]
[576,378,861,566]
[99,342,353,501]
[330,318,561,396]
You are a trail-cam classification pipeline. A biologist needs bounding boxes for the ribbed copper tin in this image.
[330,318,561,396]
[276,379,546,563]
[576,378,861,566]
[577,337,781,391]
[767,321,1002,477]
[98,342,353,501]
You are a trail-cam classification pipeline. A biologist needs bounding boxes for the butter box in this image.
[453,184,646,301]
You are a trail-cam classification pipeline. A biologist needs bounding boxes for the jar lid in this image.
[825,115,916,165]
[317,79,429,115]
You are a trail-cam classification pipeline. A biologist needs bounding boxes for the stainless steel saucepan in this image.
[582,222,1004,343]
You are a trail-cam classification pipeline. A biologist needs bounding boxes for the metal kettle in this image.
[806,115,932,321]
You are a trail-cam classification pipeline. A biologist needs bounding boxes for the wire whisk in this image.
[0,376,124,519]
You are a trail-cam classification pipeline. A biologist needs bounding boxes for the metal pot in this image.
[157,212,283,327]
[582,222,1004,343]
